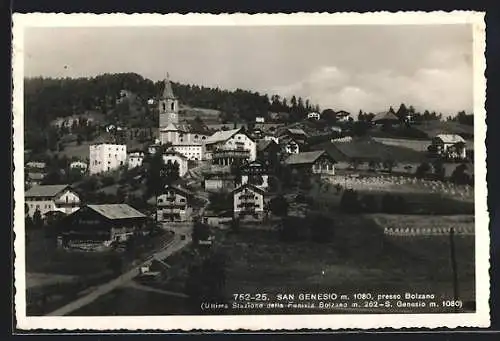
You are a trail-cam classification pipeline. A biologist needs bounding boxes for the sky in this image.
[23,25,473,115]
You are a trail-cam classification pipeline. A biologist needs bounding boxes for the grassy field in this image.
[373,137,474,152]
[25,228,175,315]
[216,214,475,313]
[147,212,475,315]
[179,105,222,124]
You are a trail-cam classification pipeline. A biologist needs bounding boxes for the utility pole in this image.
[449,227,459,312]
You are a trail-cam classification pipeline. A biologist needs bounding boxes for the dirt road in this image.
[45,235,190,316]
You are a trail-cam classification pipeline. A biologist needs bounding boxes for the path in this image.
[123,281,189,299]
[45,235,190,316]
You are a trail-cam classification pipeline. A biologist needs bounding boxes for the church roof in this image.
[161,78,176,100]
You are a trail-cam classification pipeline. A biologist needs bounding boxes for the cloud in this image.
[271,54,472,116]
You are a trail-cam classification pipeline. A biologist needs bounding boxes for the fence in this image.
[384,226,474,236]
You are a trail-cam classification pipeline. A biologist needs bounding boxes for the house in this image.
[206,123,249,132]
[89,143,127,174]
[307,112,321,120]
[204,128,257,165]
[336,111,352,122]
[285,150,336,176]
[203,167,237,193]
[25,184,81,218]
[255,116,265,123]
[155,185,194,222]
[26,172,46,187]
[69,161,88,173]
[281,136,306,155]
[128,151,145,169]
[26,161,47,170]
[172,144,205,161]
[431,134,467,160]
[162,148,189,177]
[240,160,271,189]
[148,143,161,155]
[50,112,102,130]
[372,111,400,126]
[263,135,279,144]
[257,139,281,166]
[232,183,267,219]
[58,204,148,251]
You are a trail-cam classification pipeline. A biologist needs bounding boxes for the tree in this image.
[416,162,432,178]
[451,164,472,185]
[162,160,180,185]
[383,159,397,173]
[145,152,166,197]
[32,209,43,229]
[433,159,446,181]
[192,219,210,244]
[340,189,360,213]
[368,160,381,172]
[269,195,288,217]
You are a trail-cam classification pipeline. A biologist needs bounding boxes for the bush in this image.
[101,176,116,187]
[451,164,472,185]
[415,162,433,178]
[340,189,361,213]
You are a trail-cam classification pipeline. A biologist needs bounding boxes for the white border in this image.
[13,11,489,330]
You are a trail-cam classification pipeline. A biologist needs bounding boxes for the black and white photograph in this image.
[13,12,488,330]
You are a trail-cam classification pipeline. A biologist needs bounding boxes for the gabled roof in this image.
[435,134,466,144]
[87,204,146,220]
[232,183,266,195]
[285,150,333,165]
[25,184,70,198]
[257,139,274,152]
[287,128,308,136]
[336,110,351,116]
[372,111,399,122]
[161,78,176,100]
[161,184,194,197]
[204,128,242,145]
[163,147,188,159]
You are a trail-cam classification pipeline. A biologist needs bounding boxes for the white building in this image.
[69,161,88,172]
[172,144,205,161]
[26,161,47,170]
[307,112,321,120]
[204,128,257,165]
[431,134,467,160]
[127,151,145,169]
[162,148,189,177]
[255,116,265,123]
[232,183,266,219]
[263,135,279,144]
[89,143,127,175]
[25,184,81,218]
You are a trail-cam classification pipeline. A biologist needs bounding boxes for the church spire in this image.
[162,73,176,100]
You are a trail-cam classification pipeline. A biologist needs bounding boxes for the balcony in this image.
[213,148,250,159]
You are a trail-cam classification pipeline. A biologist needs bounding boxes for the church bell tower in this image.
[158,73,179,127]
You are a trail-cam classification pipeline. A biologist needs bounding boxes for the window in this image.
[180,198,186,203]
[171,102,175,111]
[162,102,166,111]
[66,196,68,203]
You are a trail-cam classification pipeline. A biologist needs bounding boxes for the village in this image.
[24,75,476,316]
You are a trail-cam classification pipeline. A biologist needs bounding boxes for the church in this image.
[158,76,211,161]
